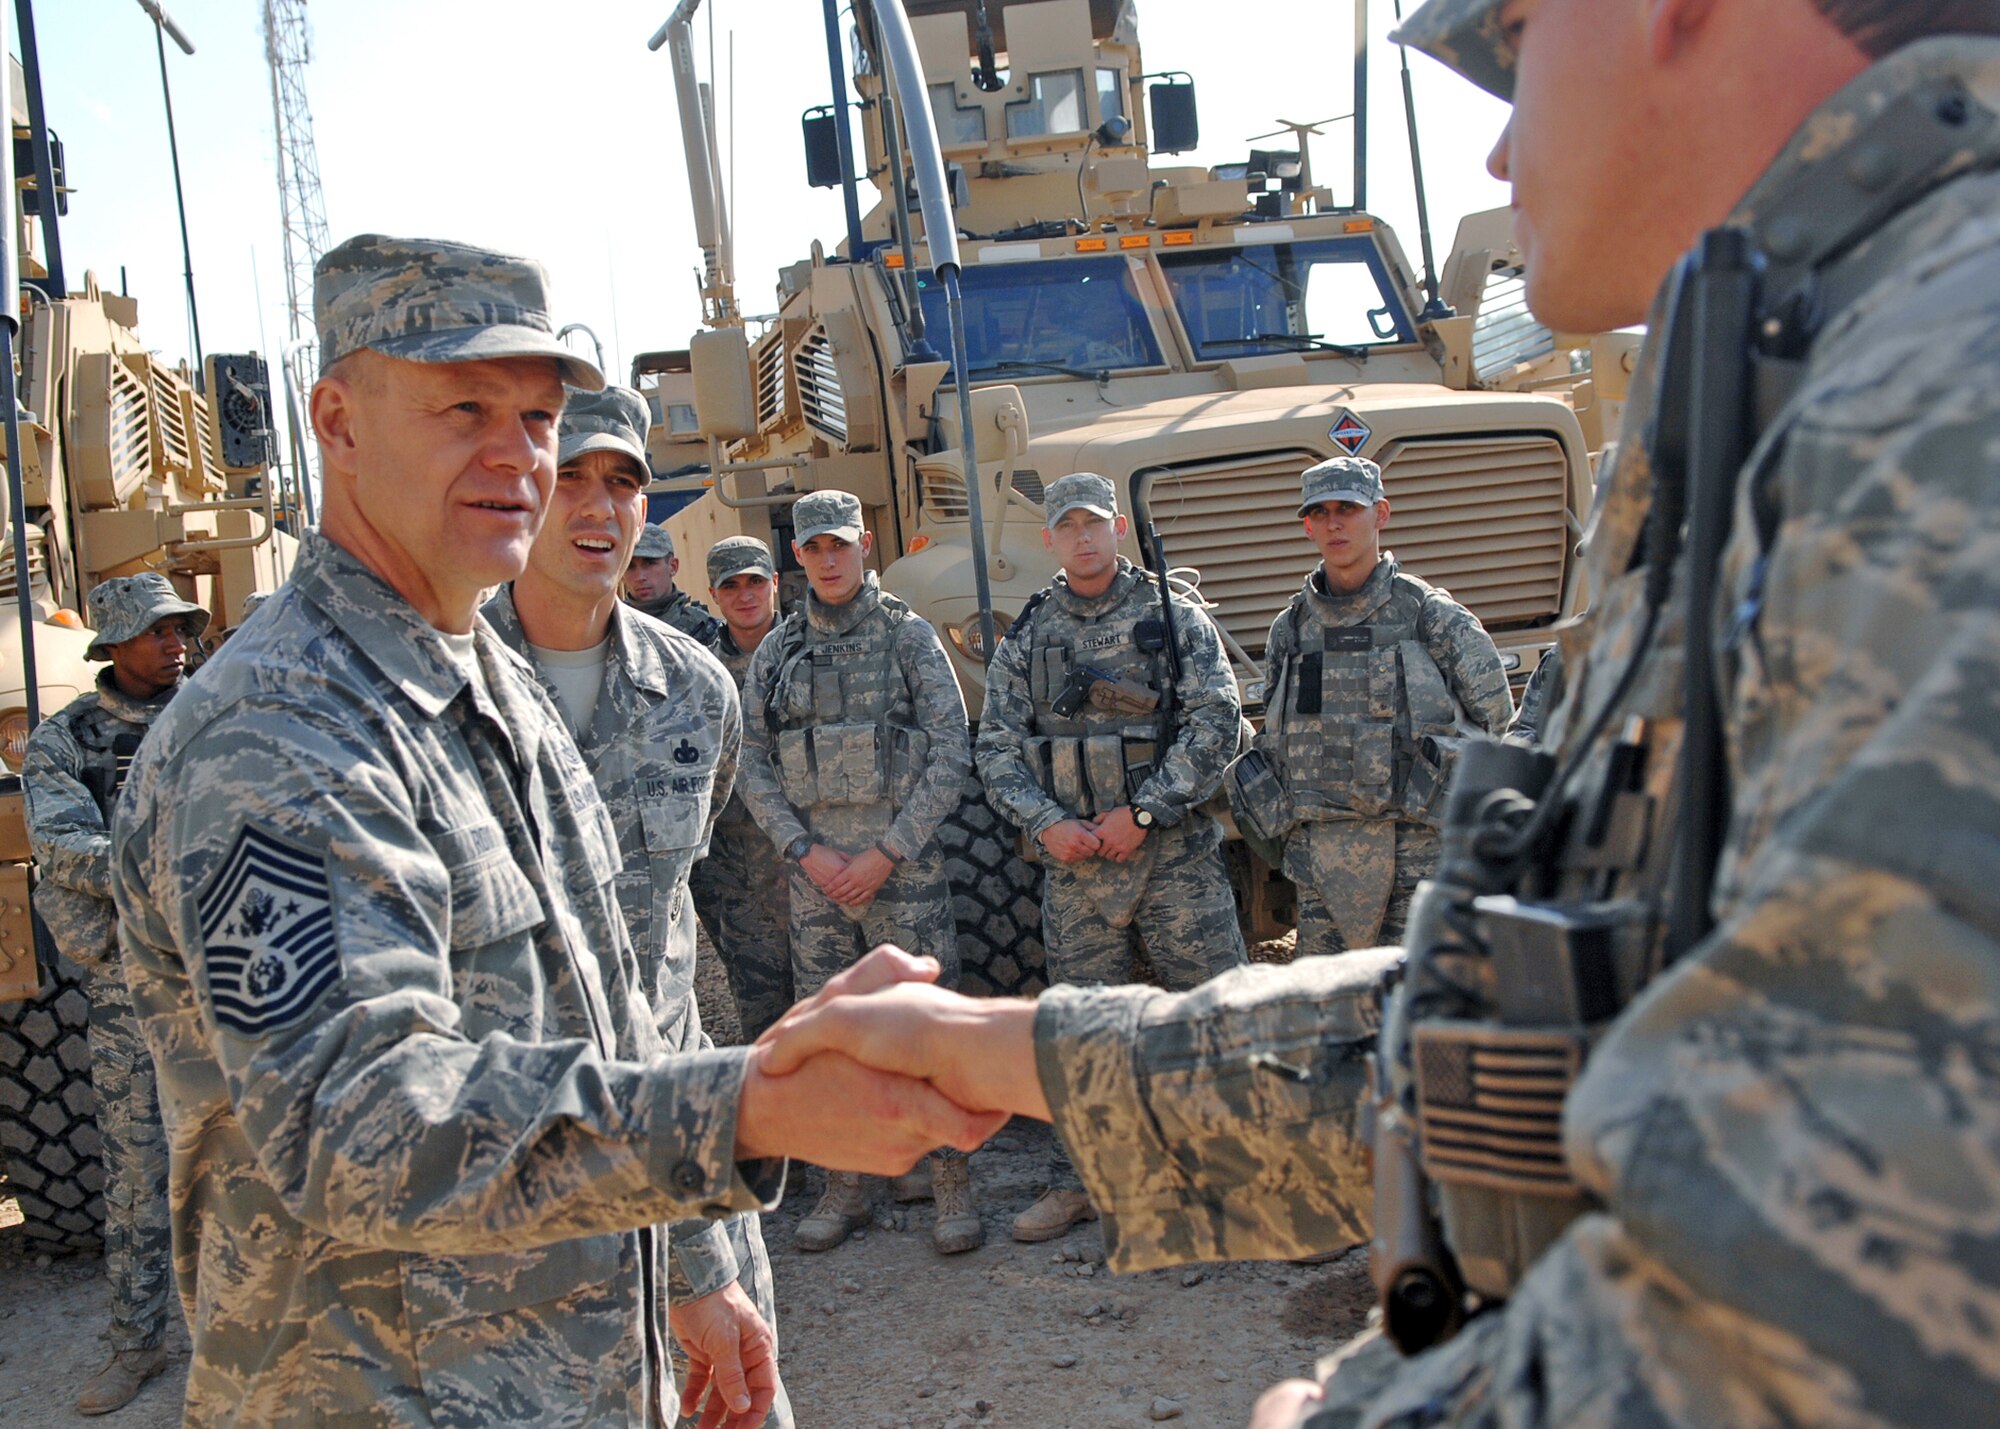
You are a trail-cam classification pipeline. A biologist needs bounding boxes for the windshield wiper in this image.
[975,359,1115,383]
[1200,333,1371,360]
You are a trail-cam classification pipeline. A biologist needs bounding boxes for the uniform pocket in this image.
[775,728,819,808]
[436,822,544,950]
[812,723,884,806]
[640,778,708,853]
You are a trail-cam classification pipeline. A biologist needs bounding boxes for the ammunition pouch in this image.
[1031,728,1159,820]
[1224,749,1296,866]
[774,720,919,811]
[1401,733,1468,828]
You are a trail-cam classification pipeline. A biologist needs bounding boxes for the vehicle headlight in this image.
[0,710,30,772]
[945,615,1014,662]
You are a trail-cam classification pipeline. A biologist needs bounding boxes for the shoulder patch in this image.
[197,824,339,1037]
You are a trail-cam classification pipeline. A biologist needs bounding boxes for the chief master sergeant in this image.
[1235,455,1512,957]
[484,385,792,1427]
[22,573,207,1416]
[975,470,1248,1243]
[626,521,725,643]
[736,489,984,1256]
[108,232,1001,1427]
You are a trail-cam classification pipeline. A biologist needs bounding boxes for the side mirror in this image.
[690,328,758,440]
[802,107,845,189]
[1149,80,1199,155]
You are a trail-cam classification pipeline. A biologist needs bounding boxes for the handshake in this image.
[729,946,1051,1175]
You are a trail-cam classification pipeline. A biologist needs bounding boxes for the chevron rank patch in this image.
[198,824,340,1037]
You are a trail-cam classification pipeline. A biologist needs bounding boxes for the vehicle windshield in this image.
[1160,235,1415,359]
[914,256,1163,381]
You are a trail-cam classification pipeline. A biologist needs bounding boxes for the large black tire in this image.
[0,930,104,1255]
[941,775,1047,997]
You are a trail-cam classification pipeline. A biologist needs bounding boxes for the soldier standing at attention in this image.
[484,387,792,1428]
[108,233,1001,1426]
[974,472,1247,1244]
[22,573,206,1415]
[1239,456,1512,957]
[735,489,983,1255]
[625,521,725,643]
[690,536,794,1041]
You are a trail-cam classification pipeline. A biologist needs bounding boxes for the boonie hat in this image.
[313,233,604,391]
[1298,456,1386,515]
[632,524,676,560]
[708,536,776,585]
[560,385,652,478]
[86,573,209,660]
[1043,472,1118,528]
[1391,0,1517,101]
[792,490,866,545]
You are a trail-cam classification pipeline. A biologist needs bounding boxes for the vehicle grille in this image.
[794,323,848,447]
[1143,434,1571,660]
[753,329,789,431]
[921,467,1045,523]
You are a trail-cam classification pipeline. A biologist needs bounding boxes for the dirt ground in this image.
[0,933,1375,1427]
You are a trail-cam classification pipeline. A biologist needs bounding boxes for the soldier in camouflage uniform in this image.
[485,386,792,1428]
[689,536,794,1041]
[752,6,2000,1428]
[736,489,984,1254]
[1235,457,1512,957]
[976,471,1248,1242]
[110,233,998,1426]
[22,573,207,1415]
[626,522,725,643]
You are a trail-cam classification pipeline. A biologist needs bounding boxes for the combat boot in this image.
[1010,1187,1097,1243]
[77,1345,169,1416]
[794,1170,870,1252]
[929,1156,984,1254]
[889,1161,933,1203]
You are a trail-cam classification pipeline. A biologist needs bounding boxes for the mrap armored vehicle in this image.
[656,0,1633,976]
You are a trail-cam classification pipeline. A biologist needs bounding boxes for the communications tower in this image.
[262,0,329,513]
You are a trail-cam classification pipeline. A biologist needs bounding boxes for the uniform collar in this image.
[1051,557,1143,620]
[1306,555,1398,624]
[807,570,883,635]
[484,585,673,715]
[92,667,180,724]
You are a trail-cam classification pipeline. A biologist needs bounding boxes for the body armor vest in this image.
[766,582,931,830]
[1020,573,1174,820]
[1265,567,1460,826]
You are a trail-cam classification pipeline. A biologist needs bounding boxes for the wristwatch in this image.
[1132,805,1157,830]
[785,835,815,862]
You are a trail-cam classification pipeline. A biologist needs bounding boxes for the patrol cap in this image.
[632,524,676,560]
[86,573,210,659]
[1298,456,1387,515]
[239,590,274,619]
[708,535,775,585]
[1391,0,1517,101]
[1043,471,1118,528]
[559,385,652,479]
[313,233,605,391]
[792,490,866,545]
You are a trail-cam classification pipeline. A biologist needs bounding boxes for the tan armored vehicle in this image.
[0,58,299,1251]
[657,0,1632,984]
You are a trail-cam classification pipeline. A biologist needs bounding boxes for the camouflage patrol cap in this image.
[1043,471,1118,528]
[313,233,605,390]
[239,590,274,619]
[86,573,210,659]
[792,490,866,545]
[707,535,775,585]
[559,385,652,479]
[1392,0,1517,101]
[1298,456,1387,514]
[632,524,676,560]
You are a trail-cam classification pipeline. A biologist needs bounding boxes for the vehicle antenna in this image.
[1392,0,1453,320]
[135,0,203,376]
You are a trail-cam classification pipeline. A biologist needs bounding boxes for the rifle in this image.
[1139,517,1183,725]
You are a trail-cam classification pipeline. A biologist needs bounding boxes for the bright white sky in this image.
[31,0,1510,400]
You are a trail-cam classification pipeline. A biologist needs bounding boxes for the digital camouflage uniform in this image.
[1025,30,2000,1429]
[690,537,794,1042]
[21,576,207,1357]
[486,582,790,1426]
[110,237,778,1426]
[628,526,725,644]
[1254,474,1514,955]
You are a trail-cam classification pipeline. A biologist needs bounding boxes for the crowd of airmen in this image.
[11,0,2000,1424]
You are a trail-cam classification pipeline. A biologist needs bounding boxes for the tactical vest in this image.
[765,585,931,824]
[1018,572,1175,820]
[1264,570,1461,825]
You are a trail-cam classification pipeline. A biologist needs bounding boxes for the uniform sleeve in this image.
[881,618,973,861]
[973,625,1068,840]
[662,999,744,1302]
[735,627,810,856]
[1129,600,1242,824]
[112,697,773,1255]
[1032,947,1400,1272]
[22,718,112,900]
[1254,607,1291,753]
[1423,593,1515,734]
[706,661,741,851]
